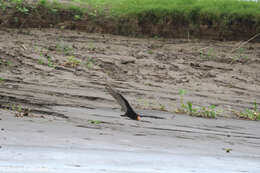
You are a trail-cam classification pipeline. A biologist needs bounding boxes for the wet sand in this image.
[0,107,260,172]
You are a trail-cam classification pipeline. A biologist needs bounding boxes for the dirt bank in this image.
[1,0,260,41]
[0,28,260,119]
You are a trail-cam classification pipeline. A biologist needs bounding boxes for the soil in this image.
[0,28,260,118]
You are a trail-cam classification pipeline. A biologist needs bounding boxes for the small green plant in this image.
[17,104,22,113]
[44,55,56,68]
[56,42,73,55]
[178,89,186,105]
[0,0,10,11]
[47,58,54,67]
[7,104,30,117]
[199,48,216,60]
[0,77,4,83]
[38,0,47,5]
[199,105,218,118]
[0,58,11,66]
[159,104,167,111]
[231,48,248,63]
[84,57,95,69]
[50,8,58,14]
[147,50,153,54]
[187,101,197,115]
[176,101,219,118]
[88,120,102,124]
[74,14,81,20]
[37,58,44,65]
[233,102,260,120]
[176,89,219,118]
[66,56,81,67]
[15,0,29,15]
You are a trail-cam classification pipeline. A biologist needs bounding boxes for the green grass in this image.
[176,101,220,118]
[65,56,81,68]
[88,119,102,124]
[84,57,95,69]
[4,0,260,22]
[233,102,260,120]
[176,89,221,118]
[1,0,260,39]
[74,0,260,19]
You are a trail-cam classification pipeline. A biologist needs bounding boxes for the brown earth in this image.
[0,28,260,119]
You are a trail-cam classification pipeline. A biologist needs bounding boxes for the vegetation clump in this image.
[176,89,221,118]
[233,102,260,120]
[0,0,260,40]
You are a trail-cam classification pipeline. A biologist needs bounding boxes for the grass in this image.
[46,56,55,68]
[0,0,260,39]
[176,89,221,118]
[176,89,259,120]
[66,56,81,68]
[84,57,95,69]
[0,58,11,66]
[56,42,74,56]
[6,104,30,117]
[230,47,249,63]
[76,0,260,17]
[159,104,167,111]
[199,48,217,60]
[233,102,260,120]
[176,101,220,118]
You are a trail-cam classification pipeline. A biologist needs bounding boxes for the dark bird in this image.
[106,84,141,121]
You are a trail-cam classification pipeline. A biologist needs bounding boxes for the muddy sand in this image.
[0,28,260,172]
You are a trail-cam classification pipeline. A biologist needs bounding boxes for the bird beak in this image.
[137,115,141,121]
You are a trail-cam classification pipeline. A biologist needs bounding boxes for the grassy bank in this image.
[0,0,260,40]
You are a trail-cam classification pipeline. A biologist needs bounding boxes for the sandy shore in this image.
[1,107,260,172]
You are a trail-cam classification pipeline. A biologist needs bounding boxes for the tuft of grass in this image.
[159,104,167,111]
[6,104,30,117]
[37,58,44,65]
[0,77,4,83]
[56,42,74,56]
[176,89,220,118]
[233,102,260,120]
[65,56,81,68]
[176,102,220,118]
[88,119,102,124]
[199,48,217,60]
[73,14,81,20]
[84,57,95,69]
[47,57,55,68]
[230,47,249,63]
[0,58,11,66]
[179,89,187,105]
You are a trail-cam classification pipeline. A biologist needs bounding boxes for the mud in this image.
[0,28,260,118]
[0,107,260,172]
